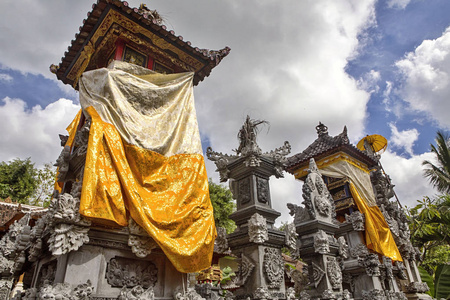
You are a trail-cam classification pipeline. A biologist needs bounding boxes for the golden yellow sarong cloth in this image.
[74,61,216,273]
[301,153,402,261]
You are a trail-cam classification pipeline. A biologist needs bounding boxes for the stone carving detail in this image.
[38,262,57,287]
[0,280,14,300]
[337,236,349,259]
[326,257,342,290]
[73,280,94,300]
[239,178,251,204]
[382,256,393,279]
[39,283,73,300]
[395,261,407,280]
[287,203,310,224]
[345,211,365,231]
[314,230,330,254]
[118,285,154,300]
[47,224,89,256]
[28,216,47,262]
[284,223,298,253]
[128,236,157,258]
[350,244,381,276]
[342,289,351,300]
[311,261,325,288]
[248,213,268,244]
[47,192,91,256]
[214,227,228,254]
[286,287,296,300]
[299,290,311,300]
[207,116,290,182]
[235,253,255,286]
[55,145,71,182]
[253,287,270,300]
[256,177,269,203]
[361,289,384,300]
[302,159,336,220]
[321,289,336,299]
[205,148,232,182]
[263,248,284,288]
[405,282,429,293]
[173,286,205,300]
[106,258,158,289]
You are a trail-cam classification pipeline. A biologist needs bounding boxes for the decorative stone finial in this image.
[316,122,328,137]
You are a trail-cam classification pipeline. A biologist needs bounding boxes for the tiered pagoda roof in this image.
[0,198,47,235]
[285,123,377,177]
[52,0,230,88]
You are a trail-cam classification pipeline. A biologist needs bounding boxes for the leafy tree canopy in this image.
[0,158,56,206]
[208,179,236,234]
[423,130,450,194]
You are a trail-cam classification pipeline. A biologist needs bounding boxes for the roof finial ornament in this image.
[316,122,328,137]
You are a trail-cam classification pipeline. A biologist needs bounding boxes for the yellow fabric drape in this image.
[319,158,402,261]
[79,107,215,273]
[72,61,216,273]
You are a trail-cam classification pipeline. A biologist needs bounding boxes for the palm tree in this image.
[422,131,450,194]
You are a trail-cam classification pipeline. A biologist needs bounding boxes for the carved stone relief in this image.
[311,261,325,288]
[256,177,269,204]
[337,236,349,259]
[263,248,284,289]
[38,262,57,287]
[284,223,298,253]
[118,285,154,300]
[314,230,330,254]
[248,213,268,244]
[239,178,251,205]
[128,236,157,258]
[345,211,365,231]
[253,286,270,300]
[287,203,310,224]
[361,289,384,300]
[106,258,158,289]
[286,287,296,300]
[326,257,342,290]
[214,227,228,254]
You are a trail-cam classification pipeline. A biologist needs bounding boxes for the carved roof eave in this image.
[54,0,230,88]
[285,143,377,177]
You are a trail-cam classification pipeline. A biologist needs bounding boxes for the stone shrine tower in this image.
[207,116,292,299]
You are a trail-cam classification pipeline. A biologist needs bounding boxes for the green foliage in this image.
[435,264,450,300]
[422,131,450,194]
[419,266,435,296]
[208,179,236,234]
[0,158,38,203]
[0,158,56,206]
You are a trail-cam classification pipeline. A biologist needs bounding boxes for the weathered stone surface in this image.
[248,213,268,244]
[263,248,284,289]
[106,257,158,289]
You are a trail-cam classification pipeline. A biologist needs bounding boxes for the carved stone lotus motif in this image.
[263,248,284,288]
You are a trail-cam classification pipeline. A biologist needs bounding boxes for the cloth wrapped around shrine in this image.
[318,154,402,261]
[67,61,216,273]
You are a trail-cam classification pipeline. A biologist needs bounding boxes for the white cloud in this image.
[389,123,419,156]
[395,26,450,128]
[387,0,411,10]
[0,97,80,167]
[0,73,13,82]
[357,70,381,94]
[380,150,438,208]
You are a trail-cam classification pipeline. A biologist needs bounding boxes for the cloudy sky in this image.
[1,0,449,224]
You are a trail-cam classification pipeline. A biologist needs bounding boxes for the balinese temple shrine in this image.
[0,1,229,300]
[284,123,430,299]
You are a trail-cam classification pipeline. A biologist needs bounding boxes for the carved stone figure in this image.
[106,258,158,289]
[47,223,90,256]
[39,283,73,300]
[337,236,349,259]
[361,289,384,300]
[321,289,335,299]
[299,291,311,300]
[253,287,270,300]
[118,285,154,300]
[284,223,298,253]
[345,211,365,231]
[286,287,296,300]
[302,159,336,221]
[235,116,266,167]
[314,230,330,254]
[248,213,268,244]
[287,203,310,224]
[326,257,342,290]
[173,287,205,300]
[205,148,232,182]
[214,227,228,254]
[395,261,407,280]
[257,177,269,203]
[263,248,284,288]
[405,282,429,293]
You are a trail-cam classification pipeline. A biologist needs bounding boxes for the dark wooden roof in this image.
[285,123,378,174]
[52,0,230,88]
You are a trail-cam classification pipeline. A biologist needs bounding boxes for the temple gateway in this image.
[0,1,431,300]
